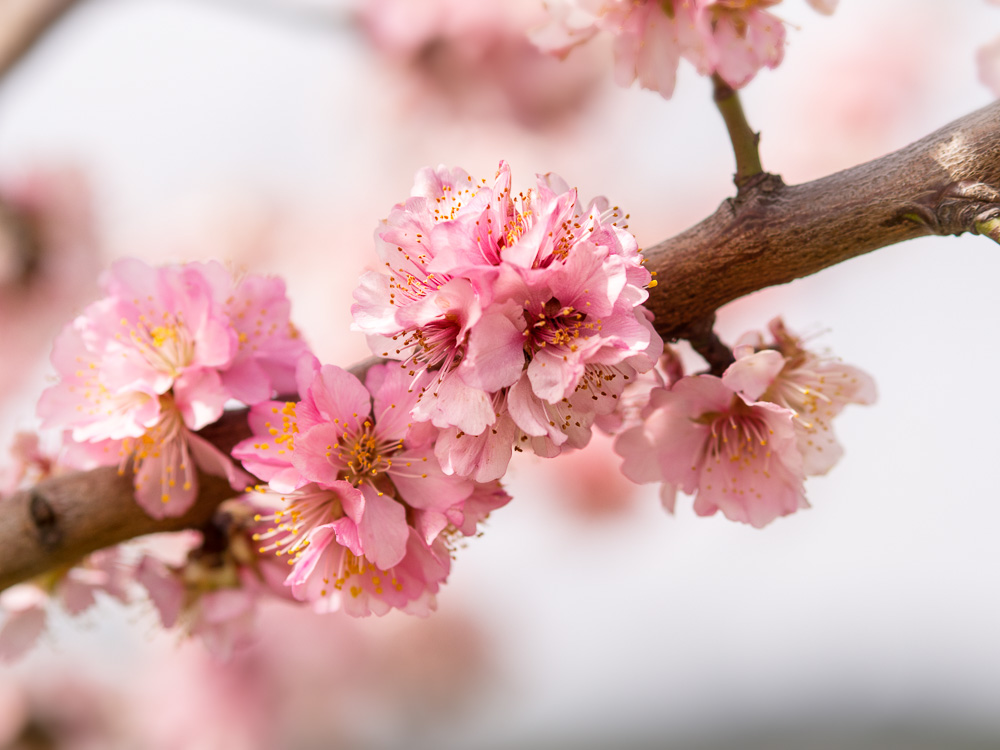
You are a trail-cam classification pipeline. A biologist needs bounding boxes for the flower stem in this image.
[686,316,735,376]
[712,74,763,191]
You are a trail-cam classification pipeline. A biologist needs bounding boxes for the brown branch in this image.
[0,0,80,84]
[0,357,383,591]
[4,102,1000,591]
[646,100,1000,342]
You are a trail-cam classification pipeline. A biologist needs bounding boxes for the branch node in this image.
[29,490,61,548]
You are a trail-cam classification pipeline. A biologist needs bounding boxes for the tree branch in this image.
[3,102,1000,591]
[645,100,1000,342]
[0,0,80,85]
[712,74,764,191]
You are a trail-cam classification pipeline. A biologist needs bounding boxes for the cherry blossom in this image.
[357,0,602,124]
[37,258,309,518]
[233,357,510,616]
[616,320,875,526]
[616,365,807,528]
[728,318,877,475]
[352,161,661,479]
[533,0,835,97]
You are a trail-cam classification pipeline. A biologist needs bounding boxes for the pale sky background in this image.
[0,1,999,748]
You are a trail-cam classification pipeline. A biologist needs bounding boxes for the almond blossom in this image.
[533,0,836,97]
[616,362,807,528]
[616,320,874,527]
[232,357,510,616]
[37,258,309,518]
[728,318,877,475]
[352,161,661,480]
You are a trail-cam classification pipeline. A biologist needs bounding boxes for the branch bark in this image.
[3,102,1000,592]
[0,0,79,84]
[644,100,1000,341]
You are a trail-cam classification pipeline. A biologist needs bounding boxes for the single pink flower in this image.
[616,369,807,528]
[704,0,786,89]
[729,318,877,475]
[37,258,307,517]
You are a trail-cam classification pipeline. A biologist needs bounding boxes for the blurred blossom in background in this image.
[0,0,999,748]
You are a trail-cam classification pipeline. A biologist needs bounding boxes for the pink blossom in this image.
[534,0,834,97]
[352,161,661,479]
[533,0,710,99]
[0,548,130,662]
[729,318,877,475]
[234,359,510,616]
[37,258,308,518]
[0,167,101,402]
[357,0,603,125]
[704,1,786,89]
[616,368,807,528]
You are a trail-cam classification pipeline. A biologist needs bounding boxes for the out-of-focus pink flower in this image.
[352,161,661,480]
[358,0,603,125]
[136,504,292,658]
[37,258,309,518]
[0,167,100,400]
[234,358,510,617]
[0,548,131,662]
[534,0,834,97]
[978,30,1000,97]
[0,432,56,496]
[730,318,877,476]
[534,0,709,99]
[616,365,807,527]
[547,432,641,518]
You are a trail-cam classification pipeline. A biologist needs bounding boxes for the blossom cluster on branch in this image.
[0,159,875,659]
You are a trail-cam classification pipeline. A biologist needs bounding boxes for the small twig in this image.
[712,74,765,192]
[685,316,734,376]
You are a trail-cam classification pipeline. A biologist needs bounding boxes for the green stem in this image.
[712,74,763,190]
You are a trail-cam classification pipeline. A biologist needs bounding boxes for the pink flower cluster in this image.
[616,319,874,527]
[233,357,510,617]
[352,161,662,482]
[533,0,838,98]
[37,258,310,518]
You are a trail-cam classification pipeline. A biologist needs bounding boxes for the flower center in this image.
[120,313,195,376]
[336,420,402,488]
[252,485,346,563]
[523,299,595,354]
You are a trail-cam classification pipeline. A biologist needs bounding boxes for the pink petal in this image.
[357,484,409,571]
[722,349,785,401]
[135,555,185,628]
[0,606,47,663]
[387,446,473,511]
